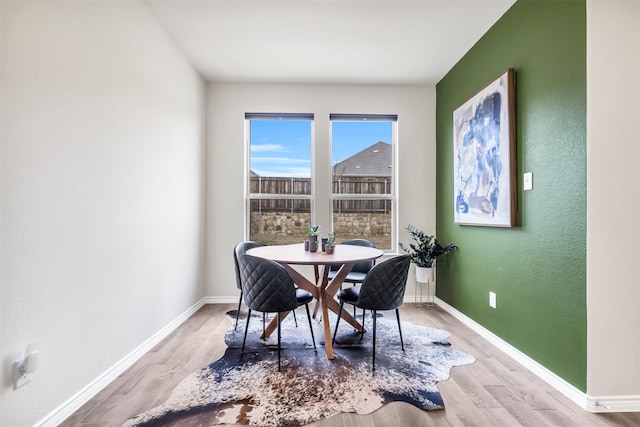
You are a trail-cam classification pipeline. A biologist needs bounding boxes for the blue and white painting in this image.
[453,69,515,227]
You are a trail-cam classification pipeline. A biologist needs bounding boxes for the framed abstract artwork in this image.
[453,68,516,227]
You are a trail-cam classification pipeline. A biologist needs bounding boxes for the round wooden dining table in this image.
[246,242,383,359]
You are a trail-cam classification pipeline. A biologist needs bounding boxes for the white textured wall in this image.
[0,2,205,425]
[206,83,435,299]
[587,1,640,398]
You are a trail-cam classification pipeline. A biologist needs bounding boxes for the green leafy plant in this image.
[326,232,335,246]
[306,225,320,236]
[398,224,456,268]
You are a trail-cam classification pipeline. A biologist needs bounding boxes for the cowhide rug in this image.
[124,310,474,427]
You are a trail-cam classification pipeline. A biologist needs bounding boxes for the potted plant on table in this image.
[325,232,336,254]
[398,224,456,283]
[306,225,321,252]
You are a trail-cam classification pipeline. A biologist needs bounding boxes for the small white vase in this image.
[415,266,434,284]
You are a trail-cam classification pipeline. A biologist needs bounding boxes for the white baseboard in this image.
[585,395,640,413]
[34,298,207,427]
[435,297,640,413]
[404,296,437,305]
[204,296,240,304]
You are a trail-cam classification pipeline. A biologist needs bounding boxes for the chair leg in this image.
[241,308,252,356]
[396,308,405,351]
[360,309,366,341]
[305,304,316,350]
[312,299,321,319]
[372,310,377,371]
[331,301,345,346]
[352,283,357,321]
[277,312,282,372]
[262,312,266,340]
[235,291,243,331]
[292,308,298,327]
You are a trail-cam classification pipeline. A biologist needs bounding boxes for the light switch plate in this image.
[524,172,533,191]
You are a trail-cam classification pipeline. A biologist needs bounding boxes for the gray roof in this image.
[333,141,392,177]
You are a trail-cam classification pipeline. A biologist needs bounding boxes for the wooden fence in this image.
[250,176,312,196]
[250,176,392,213]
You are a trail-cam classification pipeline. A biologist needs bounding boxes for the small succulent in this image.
[326,232,335,246]
[306,225,321,236]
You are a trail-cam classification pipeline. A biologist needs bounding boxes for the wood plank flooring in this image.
[60,304,640,427]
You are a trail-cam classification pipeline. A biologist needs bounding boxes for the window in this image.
[246,113,313,245]
[245,112,398,251]
[331,114,397,250]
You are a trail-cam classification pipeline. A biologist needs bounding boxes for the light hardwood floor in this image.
[61,304,640,427]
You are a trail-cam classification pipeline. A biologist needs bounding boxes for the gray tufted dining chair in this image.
[327,239,376,284]
[331,254,410,370]
[233,241,264,330]
[237,253,317,371]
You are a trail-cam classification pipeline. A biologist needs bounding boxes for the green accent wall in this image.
[435,0,586,391]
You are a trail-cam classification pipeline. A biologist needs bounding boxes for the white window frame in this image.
[329,114,398,252]
[244,113,315,242]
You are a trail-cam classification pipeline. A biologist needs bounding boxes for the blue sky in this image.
[250,120,392,177]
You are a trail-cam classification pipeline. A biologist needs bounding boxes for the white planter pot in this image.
[415,266,434,284]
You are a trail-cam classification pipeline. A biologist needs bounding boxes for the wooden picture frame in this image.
[452,68,516,227]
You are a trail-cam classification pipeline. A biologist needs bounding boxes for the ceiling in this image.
[145,0,515,85]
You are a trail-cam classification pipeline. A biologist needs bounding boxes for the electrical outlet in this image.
[489,291,497,309]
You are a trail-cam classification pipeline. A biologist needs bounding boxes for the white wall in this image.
[587,0,640,400]
[206,83,435,299]
[0,2,205,425]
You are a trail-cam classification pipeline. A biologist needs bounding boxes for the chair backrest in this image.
[237,254,299,313]
[330,239,376,274]
[357,254,411,311]
[233,241,264,290]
